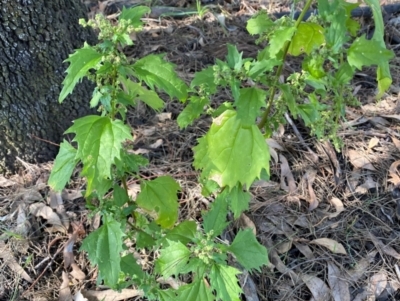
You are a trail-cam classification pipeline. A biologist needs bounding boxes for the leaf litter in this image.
[2,0,400,300]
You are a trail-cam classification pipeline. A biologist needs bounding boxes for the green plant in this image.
[196,0,210,19]
[48,0,393,300]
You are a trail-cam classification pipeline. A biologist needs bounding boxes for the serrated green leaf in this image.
[119,6,150,28]
[156,289,178,301]
[288,23,325,56]
[113,185,130,207]
[133,54,188,101]
[235,87,267,125]
[228,228,268,272]
[334,62,354,85]
[202,190,229,237]
[59,44,102,103]
[66,115,132,197]
[136,230,156,248]
[347,36,394,70]
[279,84,297,116]
[80,218,125,287]
[48,141,78,191]
[155,240,191,278]
[190,66,218,93]
[302,55,326,79]
[164,221,197,245]
[136,176,180,228]
[228,185,251,220]
[210,264,242,301]
[248,59,280,79]
[226,44,243,71]
[246,11,274,35]
[193,110,270,189]
[115,150,148,176]
[121,254,145,279]
[177,96,209,129]
[120,76,164,110]
[176,279,214,301]
[269,26,296,58]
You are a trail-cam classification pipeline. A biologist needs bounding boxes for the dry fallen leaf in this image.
[347,149,376,171]
[328,261,350,301]
[0,175,17,187]
[388,160,400,185]
[293,241,314,259]
[0,241,33,283]
[301,274,331,300]
[369,232,400,260]
[368,272,387,298]
[368,137,380,149]
[310,238,347,255]
[74,291,88,301]
[392,136,400,152]
[347,251,377,282]
[275,240,292,254]
[30,203,65,233]
[156,112,171,122]
[59,272,72,301]
[238,213,256,235]
[70,263,86,280]
[304,168,318,211]
[82,289,143,301]
[328,197,345,219]
[355,176,378,195]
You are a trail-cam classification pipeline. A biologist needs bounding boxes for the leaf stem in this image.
[257,0,314,130]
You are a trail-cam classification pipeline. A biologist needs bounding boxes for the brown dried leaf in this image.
[388,160,400,185]
[327,262,350,301]
[279,154,298,199]
[269,248,299,283]
[70,263,86,281]
[73,291,88,301]
[293,241,314,259]
[0,242,33,283]
[355,176,378,195]
[59,272,72,301]
[310,238,347,255]
[238,213,256,235]
[30,203,65,233]
[275,240,292,254]
[301,274,331,300]
[0,175,17,187]
[368,137,380,149]
[149,139,163,149]
[64,232,79,269]
[392,136,400,152]
[156,112,171,122]
[328,197,344,219]
[62,189,83,201]
[368,272,387,298]
[369,232,400,260]
[304,168,318,211]
[82,289,143,301]
[347,149,376,171]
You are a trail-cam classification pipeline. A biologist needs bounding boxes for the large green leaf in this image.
[59,43,102,103]
[155,240,191,278]
[288,23,325,56]
[347,36,394,70]
[246,11,274,35]
[228,229,268,272]
[163,221,197,245]
[80,218,125,287]
[136,176,180,228]
[202,190,229,237]
[227,185,251,220]
[65,115,132,196]
[193,110,270,189]
[48,141,78,191]
[176,279,214,301]
[133,54,188,101]
[235,87,267,125]
[210,264,242,301]
[268,26,296,58]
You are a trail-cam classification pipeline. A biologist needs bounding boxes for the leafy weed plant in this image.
[49,0,393,300]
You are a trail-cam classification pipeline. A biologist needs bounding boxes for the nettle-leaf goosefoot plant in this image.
[48,6,267,301]
[48,0,393,299]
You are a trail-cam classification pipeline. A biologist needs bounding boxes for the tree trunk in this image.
[0,0,97,174]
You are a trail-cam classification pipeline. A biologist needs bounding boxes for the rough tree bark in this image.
[0,0,97,174]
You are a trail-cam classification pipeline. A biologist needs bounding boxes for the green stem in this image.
[257,0,314,130]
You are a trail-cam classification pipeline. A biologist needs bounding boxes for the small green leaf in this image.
[66,115,132,197]
[136,176,180,228]
[193,110,270,189]
[226,44,243,71]
[115,150,148,176]
[155,240,191,278]
[59,43,102,103]
[177,96,209,129]
[121,254,145,279]
[176,279,214,301]
[119,6,150,28]
[302,56,326,79]
[133,54,188,101]
[279,84,297,116]
[164,221,197,245]
[227,185,251,220]
[202,190,229,237]
[113,185,130,207]
[235,87,267,125]
[347,35,394,70]
[228,228,268,272]
[48,141,78,191]
[248,59,280,79]
[288,23,325,56]
[210,264,242,301]
[246,11,274,35]
[268,26,296,58]
[190,66,218,93]
[120,77,164,110]
[80,218,125,287]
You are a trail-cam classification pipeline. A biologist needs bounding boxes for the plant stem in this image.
[257,0,314,130]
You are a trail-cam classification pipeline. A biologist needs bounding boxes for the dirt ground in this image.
[2,0,400,300]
